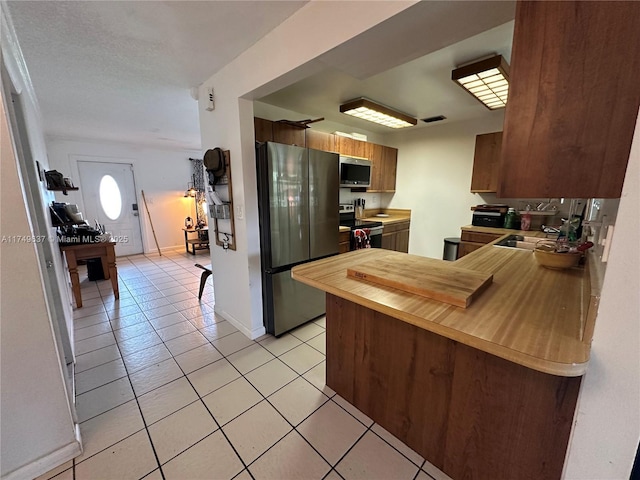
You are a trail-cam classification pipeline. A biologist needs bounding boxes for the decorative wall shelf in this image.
[210,150,236,251]
[47,187,79,195]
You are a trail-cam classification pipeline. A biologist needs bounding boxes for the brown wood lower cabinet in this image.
[326,294,581,480]
[458,241,483,258]
[381,221,410,253]
[338,230,350,254]
[459,230,502,258]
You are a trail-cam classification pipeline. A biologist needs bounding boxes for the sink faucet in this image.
[536,199,559,211]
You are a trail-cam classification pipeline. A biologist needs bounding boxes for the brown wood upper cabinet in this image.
[336,136,370,159]
[255,117,306,146]
[254,117,273,143]
[254,118,398,192]
[499,1,640,198]
[306,129,337,153]
[272,122,305,147]
[471,132,502,193]
[368,143,398,193]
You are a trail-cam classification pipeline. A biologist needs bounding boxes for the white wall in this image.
[46,137,202,253]
[563,111,640,480]
[0,91,80,480]
[382,114,505,258]
[198,1,417,338]
[1,5,81,476]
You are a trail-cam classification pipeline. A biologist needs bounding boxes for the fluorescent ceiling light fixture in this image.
[451,55,510,110]
[339,98,417,129]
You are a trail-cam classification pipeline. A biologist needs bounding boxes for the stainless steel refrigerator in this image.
[256,142,339,336]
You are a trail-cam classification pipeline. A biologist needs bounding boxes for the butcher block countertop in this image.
[461,225,552,237]
[361,208,411,225]
[292,243,593,376]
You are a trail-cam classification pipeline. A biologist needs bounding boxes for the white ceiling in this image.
[6,0,307,149]
[7,1,515,150]
[256,1,515,136]
[256,21,514,137]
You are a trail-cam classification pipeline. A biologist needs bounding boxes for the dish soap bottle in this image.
[504,208,517,229]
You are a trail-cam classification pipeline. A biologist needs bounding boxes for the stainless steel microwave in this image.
[339,156,371,188]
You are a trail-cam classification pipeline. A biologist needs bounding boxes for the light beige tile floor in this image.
[39,248,450,480]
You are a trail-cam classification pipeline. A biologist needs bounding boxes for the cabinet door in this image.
[339,231,351,253]
[460,231,502,244]
[306,130,337,152]
[395,228,409,253]
[458,242,483,258]
[367,144,397,192]
[254,117,273,143]
[381,221,410,252]
[272,122,306,146]
[337,136,370,158]
[499,1,640,198]
[471,132,501,193]
[381,232,395,251]
[379,146,398,192]
[367,143,385,191]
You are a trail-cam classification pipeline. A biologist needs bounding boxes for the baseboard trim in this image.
[142,243,186,255]
[213,307,265,340]
[3,425,82,480]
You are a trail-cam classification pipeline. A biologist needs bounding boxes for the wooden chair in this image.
[194,263,212,299]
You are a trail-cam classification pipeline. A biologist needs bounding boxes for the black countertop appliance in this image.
[472,204,508,228]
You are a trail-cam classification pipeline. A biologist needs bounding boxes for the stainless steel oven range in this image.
[339,204,383,249]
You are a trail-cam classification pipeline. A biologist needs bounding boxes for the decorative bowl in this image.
[534,243,581,270]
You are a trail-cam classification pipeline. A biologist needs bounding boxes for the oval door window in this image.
[99,175,122,220]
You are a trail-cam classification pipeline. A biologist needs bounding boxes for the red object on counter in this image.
[521,212,532,231]
[353,228,371,250]
[577,241,594,252]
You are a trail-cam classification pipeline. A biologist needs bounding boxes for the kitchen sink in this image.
[493,234,541,250]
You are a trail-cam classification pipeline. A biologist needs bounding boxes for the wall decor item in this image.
[205,149,235,250]
[44,169,79,195]
[188,157,207,228]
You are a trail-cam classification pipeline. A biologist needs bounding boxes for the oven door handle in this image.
[368,226,383,236]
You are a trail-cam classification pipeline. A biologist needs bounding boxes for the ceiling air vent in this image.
[421,115,447,123]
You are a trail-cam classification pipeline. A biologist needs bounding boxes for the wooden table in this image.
[60,242,118,308]
[182,227,209,255]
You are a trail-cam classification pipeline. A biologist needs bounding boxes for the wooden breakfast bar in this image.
[292,243,596,480]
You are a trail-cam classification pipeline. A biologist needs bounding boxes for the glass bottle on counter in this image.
[504,208,517,229]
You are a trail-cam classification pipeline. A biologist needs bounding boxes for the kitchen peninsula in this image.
[291,239,596,480]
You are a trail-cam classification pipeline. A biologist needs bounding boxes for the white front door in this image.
[77,161,143,256]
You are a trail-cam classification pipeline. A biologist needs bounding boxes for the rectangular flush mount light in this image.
[340,98,417,129]
[451,55,509,110]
